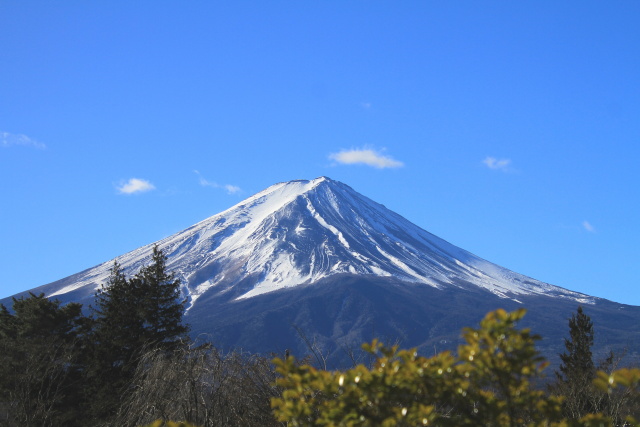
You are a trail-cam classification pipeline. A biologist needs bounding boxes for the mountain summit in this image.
[40,176,589,307]
[7,177,639,366]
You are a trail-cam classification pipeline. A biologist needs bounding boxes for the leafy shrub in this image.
[272,309,640,426]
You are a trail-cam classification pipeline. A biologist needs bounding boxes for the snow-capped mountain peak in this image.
[43,177,592,309]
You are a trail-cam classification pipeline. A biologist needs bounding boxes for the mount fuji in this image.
[4,177,640,367]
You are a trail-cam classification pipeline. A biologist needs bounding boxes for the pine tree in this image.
[87,246,189,422]
[559,306,596,379]
[0,302,16,341]
[92,260,146,364]
[0,293,87,426]
[553,306,597,418]
[135,245,189,349]
[86,260,145,421]
[0,302,17,420]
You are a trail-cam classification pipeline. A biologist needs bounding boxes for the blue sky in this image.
[1,2,639,305]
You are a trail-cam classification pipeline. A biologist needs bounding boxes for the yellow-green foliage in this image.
[594,368,640,425]
[272,309,640,426]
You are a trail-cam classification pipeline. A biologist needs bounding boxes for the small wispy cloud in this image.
[117,178,155,195]
[224,184,241,194]
[582,220,595,233]
[482,156,512,172]
[196,171,215,188]
[1,131,46,149]
[194,170,241,194]
[361,102,372,110]
[329,148,404,169]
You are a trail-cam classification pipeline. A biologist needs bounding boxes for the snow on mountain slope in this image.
[45,177,594,309]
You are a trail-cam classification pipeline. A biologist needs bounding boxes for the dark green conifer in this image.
[87,246,189,422]
[0,293,86,426]
[92,260,145,362]
[554,306,597,418]
[86,260,143,421]
[558,306,596,381]
[135,244,189,349]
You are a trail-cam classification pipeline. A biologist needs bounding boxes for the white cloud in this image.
[1,131,46,149]
[117,178,155,194]
[194,170,241,194]
[361,102,372,109]
[582,220,595,233]
[482,156,512,172]
[224,184,241,194]
[329,148,404,169]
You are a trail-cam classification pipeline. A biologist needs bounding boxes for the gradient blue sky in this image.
[1,2,639,305]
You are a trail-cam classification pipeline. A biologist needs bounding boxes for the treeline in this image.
[0,246,281,426]
[1,250,640,426]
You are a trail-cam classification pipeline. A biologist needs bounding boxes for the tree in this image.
[558,307,596,381]
[86,260,145,421]
[86,246,189,423]
[272,309,640,426]
[0,293,87,426]
[92,246,189,352]
[134,245,189,350]
[551,306,638,423]
[553,306,598,419]
[116,344,281,426]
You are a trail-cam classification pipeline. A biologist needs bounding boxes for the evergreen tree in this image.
[87,246,189,423]
[0,293,87,426]
[135,244,189,349]
[91,260,146,365]
[86,260,145,421]
[0,302,17,420]
[0,302,17,346]
[559,306,596,380]
[553,306,598,418]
